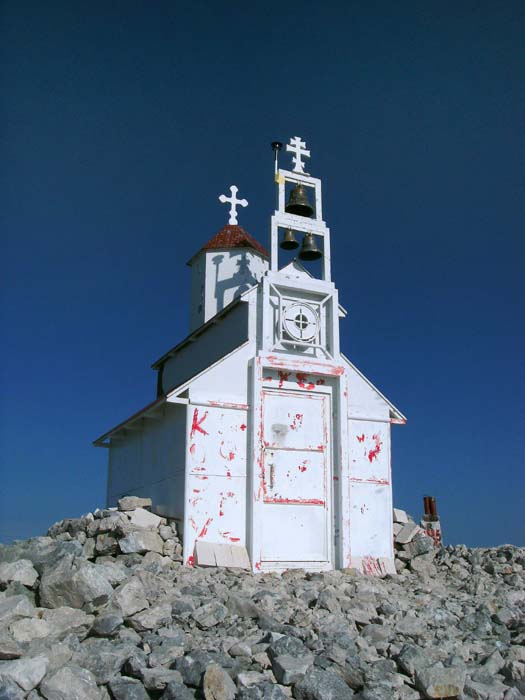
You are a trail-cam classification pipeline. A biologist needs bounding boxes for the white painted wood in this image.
[218,185,248,225]
[100,135,404,576]
[190,249,268,331]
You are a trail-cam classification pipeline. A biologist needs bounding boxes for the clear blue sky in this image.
[1,1,524,546]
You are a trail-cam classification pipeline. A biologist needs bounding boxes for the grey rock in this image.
[41,607,94,640]
[95,533,118,555]
[0,560,38,589]
[128,602,172,631]
[108,676,150,700]
[140,667,184,691]
[0,595,35,625]
[272,654,313,685]
[117,496,152,511]
[39,557,112,610]
[40,664,100,700]
[293,668,354,700]
[415,664,465,699]
[161,681,196,700]
[71,638,136,684]
[203,664,237,700]
[192,601,228,628]
[464,677,508,700]
[9,618,51,643]
[227,595,260,618]
[395,643,430,677]
[395,523,421,545]
[0,538,83,574]
[113,577,149,617]
[92,612,124,636]
[0,640,22,661]
[0,677,25,700]
[267,636,309,661]
[0,655,48,692]
[360,624,392,645]
[119,531,164,554]
[176,651,216,687]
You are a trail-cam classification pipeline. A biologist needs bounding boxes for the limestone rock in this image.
[127,508,162,530]
[415,665,466,699]
[40,664,101,700]
[203,663,237,700]
[0,655,48,692]
[119,531,164,554]
[117,496,152,512]
[0,560,38,589]
[39,557,112,610]
[108,676,150,700]
[293,668,354,700]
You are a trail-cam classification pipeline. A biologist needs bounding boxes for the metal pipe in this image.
[429,496,438,518]
[423,495,431,516]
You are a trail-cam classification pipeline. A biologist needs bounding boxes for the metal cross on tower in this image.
[286,136,311,173]
[218,185,248,225]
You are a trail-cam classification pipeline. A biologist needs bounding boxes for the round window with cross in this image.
[283,303,320,342]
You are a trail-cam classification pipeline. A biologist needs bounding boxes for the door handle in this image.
[268,463,275,490]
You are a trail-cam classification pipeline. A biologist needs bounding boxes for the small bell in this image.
[280,228,299,250]
[285,184,314,218]
[298,233,322,261]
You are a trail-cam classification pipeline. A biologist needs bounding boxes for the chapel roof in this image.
[187,225,269,265]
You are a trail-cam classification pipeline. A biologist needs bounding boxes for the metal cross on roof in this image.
[286,136,311,174]
[218,185,248,225]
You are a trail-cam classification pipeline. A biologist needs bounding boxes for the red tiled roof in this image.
[190,225,269,262]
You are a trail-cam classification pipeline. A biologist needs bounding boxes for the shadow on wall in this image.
[212,252,259,310]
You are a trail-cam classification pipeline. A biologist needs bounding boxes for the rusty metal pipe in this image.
[429,496,438,518]
[423,496,431,516]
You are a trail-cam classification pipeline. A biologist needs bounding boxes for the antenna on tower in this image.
[271,141,283,175]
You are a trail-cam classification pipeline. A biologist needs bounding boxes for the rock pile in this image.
[0,500,524,700]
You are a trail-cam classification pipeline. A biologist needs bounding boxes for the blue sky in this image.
[1,1,524,546]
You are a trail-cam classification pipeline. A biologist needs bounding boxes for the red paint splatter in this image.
[316,378,325,385]
[296,373,315,390]
[228,451,235,461]
[357,434,365,443]
[186,554,195,567]
[333,476,339,481]
[277,370,290,388]
[189,517,197,531]
[189,443,196,455]
[317,444,325,451]
[192,489,200,494]
[263,375,273,382]
[240,423,247,431]
[225,469,232,478]
[298,459,308,473]
[367,434,382,463]
[289,413,304,431]
[198,517,213,539]
[190,408,209,438]
[255,562,262,571]
[362,556,385,577]
[266,497,324,506]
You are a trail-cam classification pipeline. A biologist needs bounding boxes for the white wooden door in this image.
[260,389,331,564]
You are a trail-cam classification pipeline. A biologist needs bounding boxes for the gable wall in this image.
[162,301,250,394]
[107,403,186,520]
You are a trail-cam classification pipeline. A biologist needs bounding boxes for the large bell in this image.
[285,184,314,218]
[298,233,322,261]
[280,228,299,250]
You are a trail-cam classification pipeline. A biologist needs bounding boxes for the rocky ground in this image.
[0,497,523,700]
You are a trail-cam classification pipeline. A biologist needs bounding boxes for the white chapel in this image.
[94,137,406,575]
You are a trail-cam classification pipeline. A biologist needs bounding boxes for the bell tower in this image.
[257,136,341,360]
